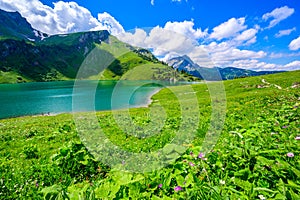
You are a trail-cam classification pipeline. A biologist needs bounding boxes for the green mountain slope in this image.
[0,9,46,41]
[0,9,197,83]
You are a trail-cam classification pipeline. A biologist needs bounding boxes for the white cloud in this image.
[227,59,300,71]
[289,36,300,51]
[269,52,300,59]
[145,26,197,56]
[0,0,124,35]
[262,6,294,29]
[164,20,208,40]
[118,20,206,58]
[275,27,296,38]
[119,29,148,47]
[234,28,258,45]
[206,43,266,67]
[151,0,155,6]
[92,12,124,35]
[231,59,277,71]
[210,18,247,40]
[284,60,300,70]
[118,19,268,70]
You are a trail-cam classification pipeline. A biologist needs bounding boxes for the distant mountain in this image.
[167,55,283,81]
[0,9,47,41]
[0,9,196,83]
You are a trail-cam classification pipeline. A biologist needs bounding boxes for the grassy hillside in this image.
[0,33,197,83]
[81,36,199,81]
[0,71,299,199]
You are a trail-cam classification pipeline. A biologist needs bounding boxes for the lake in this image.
[0,80,183,119]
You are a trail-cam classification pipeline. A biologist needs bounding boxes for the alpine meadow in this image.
[0,1,300,199]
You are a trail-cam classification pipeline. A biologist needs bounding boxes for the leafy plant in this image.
[22,144,38,159]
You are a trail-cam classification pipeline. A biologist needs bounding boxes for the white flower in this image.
[258,194,266,200]
[220,180,226,185]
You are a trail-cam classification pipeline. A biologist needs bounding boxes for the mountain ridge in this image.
[167,55,284,81]
[0,9,47,41]
[0,9,197,83]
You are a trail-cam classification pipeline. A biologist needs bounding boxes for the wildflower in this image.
[282,125,288,129]
[258,194,266,200]
[158,184,162,189]
[174,186,182,192]
[270,132,277,135]
[287,152,294,157]
[295,136,300,140]
[219,180,225,185]
[198,152,205,160]
[190,151,194,156]
[189,162,195,167]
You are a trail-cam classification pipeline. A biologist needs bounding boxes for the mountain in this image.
[167,55,283,81]
[0,9,47,41]
[0,9,197,83]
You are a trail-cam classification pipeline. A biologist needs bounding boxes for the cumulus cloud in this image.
[289,36,300,51]
[0,0,124,35]
[275,27,296,38]
[227,59,300,71]
[151,0,155,6]
[119,25,198,59]
[118,20,207,60]
[234,28,258,45]
[91,12,124,35]
[262,6,294,29]
[284,60,300,70]
[204,40,266,68]
[269,52,300,59]
[231,59,277,71]
[164,20,208,40]
[210,18,247,40]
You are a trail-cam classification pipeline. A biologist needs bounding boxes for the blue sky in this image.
[0,0,300,71]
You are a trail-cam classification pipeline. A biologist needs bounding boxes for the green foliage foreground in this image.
[0,71,299,199]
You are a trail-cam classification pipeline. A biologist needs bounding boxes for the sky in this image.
[0,0,300,71]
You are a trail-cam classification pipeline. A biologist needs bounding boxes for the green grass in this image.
[0,71,299,199]
[0,70,30,83]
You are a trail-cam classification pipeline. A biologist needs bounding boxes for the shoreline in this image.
[0,87,163,121]
[130,87,162,109]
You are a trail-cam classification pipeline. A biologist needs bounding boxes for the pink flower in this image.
[287,152,294,157]
[158,184,162,189]
[189,162,195,167]
[174,186,182,192]
[295,136,300,140]
[198,153,204,159]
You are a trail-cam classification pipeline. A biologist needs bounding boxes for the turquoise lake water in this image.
[0,80,183,119]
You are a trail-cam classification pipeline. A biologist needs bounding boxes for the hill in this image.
[0,9,197,83]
